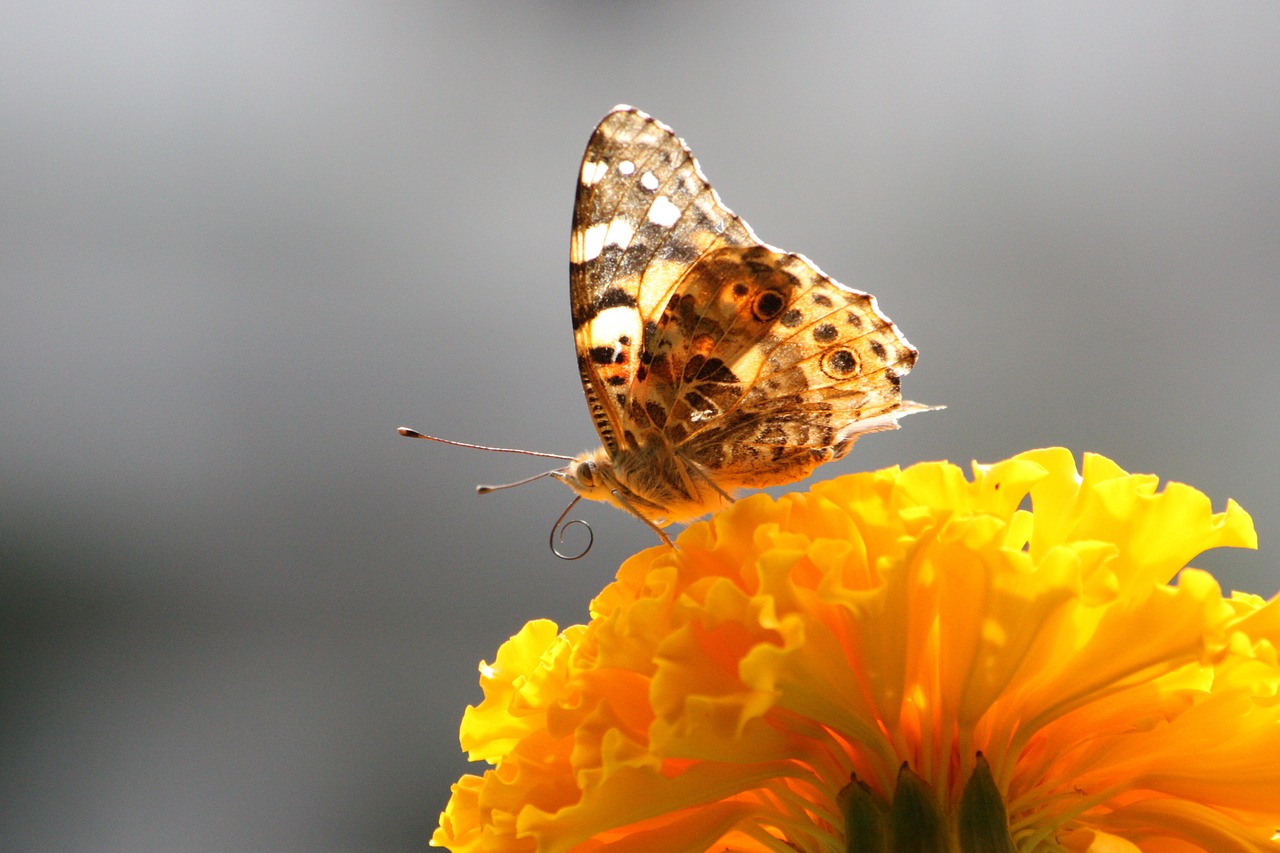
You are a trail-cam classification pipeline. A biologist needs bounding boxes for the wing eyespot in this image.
[750,289,787,322]
[820,347,860,380]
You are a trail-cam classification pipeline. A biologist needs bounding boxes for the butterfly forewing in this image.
[570,106,754,454]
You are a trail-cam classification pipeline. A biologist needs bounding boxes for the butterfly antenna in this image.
[397,427,574,461]
[549,496,593,560]
[476,470,557,494]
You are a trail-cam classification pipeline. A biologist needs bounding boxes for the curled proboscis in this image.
[549,496,593,560]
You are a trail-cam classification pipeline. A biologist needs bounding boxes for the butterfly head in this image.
[552,447,617,506]
[553,448,672,523]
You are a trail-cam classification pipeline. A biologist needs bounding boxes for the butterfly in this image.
[401,105,933,556]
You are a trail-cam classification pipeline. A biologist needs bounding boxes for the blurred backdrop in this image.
[3,3,1278,850]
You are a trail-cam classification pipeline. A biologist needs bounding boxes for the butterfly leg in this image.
[684,458,737,505]
[611,489,677,549]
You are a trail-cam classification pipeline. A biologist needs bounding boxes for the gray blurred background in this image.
[3,3,1277,850]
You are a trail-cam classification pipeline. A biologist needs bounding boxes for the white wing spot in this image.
[647,195,682,228]
[581,159,607,187]
[578,223,607,262]
[640,171,659,191]
[588,306,640,349]
[604,217,635,248]
[618,160,636,176]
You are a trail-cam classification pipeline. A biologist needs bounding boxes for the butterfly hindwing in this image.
[570,106,754,455]
[630,243,918,488]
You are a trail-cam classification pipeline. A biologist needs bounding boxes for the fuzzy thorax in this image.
[552,446,734,527]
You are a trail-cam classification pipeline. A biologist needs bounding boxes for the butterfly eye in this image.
[575,461,596,485]
[750,289,787,322]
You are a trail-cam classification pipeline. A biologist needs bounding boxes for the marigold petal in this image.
[459,620,579,762]
[1093,797,1278,852]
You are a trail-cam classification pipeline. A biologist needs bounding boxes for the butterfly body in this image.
[555,438,736,526]
[559,106,930,531]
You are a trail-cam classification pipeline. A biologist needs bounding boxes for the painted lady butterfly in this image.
[402,106,933,554]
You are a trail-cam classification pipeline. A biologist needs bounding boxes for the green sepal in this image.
[839,772,888,853]
[958,753,1016,853]
[887,762,947,852]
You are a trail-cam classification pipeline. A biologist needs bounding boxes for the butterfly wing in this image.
[632,244,922,490]
[570,106,755,456]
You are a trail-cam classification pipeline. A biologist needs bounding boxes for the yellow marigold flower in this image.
[431,449,1277,852]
